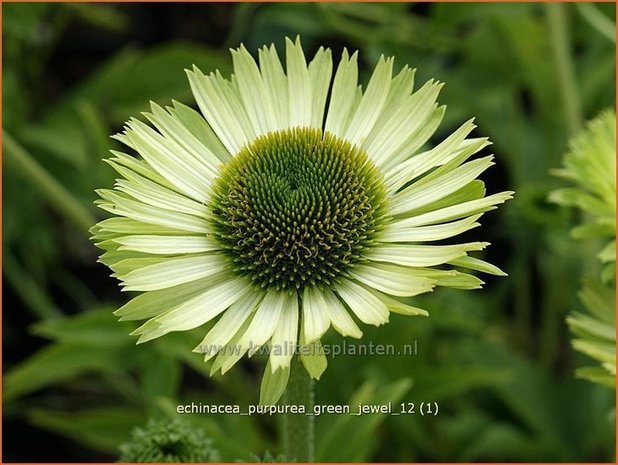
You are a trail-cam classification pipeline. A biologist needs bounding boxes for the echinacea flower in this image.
[550,109,616,388]
[92,37,512,402]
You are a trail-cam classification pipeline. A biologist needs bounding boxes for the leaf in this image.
[4,343,126,401]
[28,407,145,453]
[316,378,411,461]
[31,307,134,347]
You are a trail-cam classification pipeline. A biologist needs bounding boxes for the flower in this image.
[118,418,219,462]
[550,110,616,388]
[92,37,512,402]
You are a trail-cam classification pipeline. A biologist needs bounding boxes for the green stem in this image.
[546,3,584,135]
[282,358,314,462]
[3,131,96,233]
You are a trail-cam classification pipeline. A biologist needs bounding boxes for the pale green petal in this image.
[302,286,331,344]
[391,156,495,215]
[169,100,231,162]
[210,313,255,375]
[95,191,209,233]
[243,289,288,356]
[366,242,488,267]
[109,166,209,218]
[385,119,479,193]
[95,217,185,236]
[115,253,228,292]
[324,49,359,136]
[259,360,290,405]
[114,275,224,321]
[307,46,333,127]
[136,276,250,342]
[321,287,363,338]
[286,37,312,127]
[381,105,446,173]
[366,80,441,168]
[349,263,435,297]
[232,44,277,134]
[335,279,390,326]
[146,102,222,176]
[299,334,327,380]
[121,119,213,200]
[115,235,219,255]
[362,286,429,316]
[449,255,507,276]
[107,151,177,190]
[343,56,393,146]
[186,66,254,155]
[388,191,514,229]
[194,290,264,362]
[270,296,299,371]
[258,44,289,129]
[379,214,482,243]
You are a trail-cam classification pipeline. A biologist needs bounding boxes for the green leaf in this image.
[28,407,145,453]
[4,343,126,401]
[31,307,134,347]
[316,378,411,461]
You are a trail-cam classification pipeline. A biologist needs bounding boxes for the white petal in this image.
[270,296,299,371]
[286,37,312,127]
[301,286,331,344]
[115,235,219,254]
[321,287,363,338]
[348,263,436,297]
[115,253,228,291]
[366,242,489,268]
[335,279,390,326]
[324,49,359,136]
[343,56,393,146]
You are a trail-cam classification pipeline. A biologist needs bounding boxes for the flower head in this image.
[92,37,512,402]
[551,109,616,388]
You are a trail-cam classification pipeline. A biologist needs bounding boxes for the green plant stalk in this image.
[282,358,314,462]
[546,3,583,135]
[3,131,95,233]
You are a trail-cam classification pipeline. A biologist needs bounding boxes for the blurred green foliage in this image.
[3,2,615,462]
